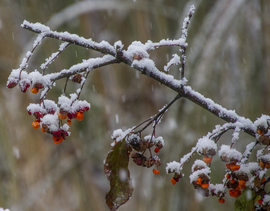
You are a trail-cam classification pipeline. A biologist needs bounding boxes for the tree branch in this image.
[19,21,256,138]
[21,21,116,56]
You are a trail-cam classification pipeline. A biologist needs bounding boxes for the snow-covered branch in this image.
[22,21,116,56]
[7,5,270,210]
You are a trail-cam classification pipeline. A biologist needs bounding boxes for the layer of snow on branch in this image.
[183,86,255,131]
[22,20,50,32]
[166,161,181,174]
[48,55,116,81]
[196,137,217,155]
[111,128,134,145]
[29,70,51,87]
[254,114,270,129]
[189,160,210,183]
[210,183,225,195]
[181,5,195,39]
[218,145,242,162]
[22,21,116,54]
[132,58,187,87]
[144,135,164,147]
[164,54,181,72]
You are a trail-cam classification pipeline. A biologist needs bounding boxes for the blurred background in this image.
[0,0,270,210]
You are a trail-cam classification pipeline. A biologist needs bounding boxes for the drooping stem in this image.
[135,94,181,134]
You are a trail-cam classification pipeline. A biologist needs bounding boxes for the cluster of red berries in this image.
[190,160,211,195]
[225,163,246,199]
[127,134,164,175]
[28,96,90,144]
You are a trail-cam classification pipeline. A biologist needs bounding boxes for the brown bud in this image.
[258,135,270,145]
[131,152,147,167]
[226,180,239,189]
[33,83,44,89]
[202,148,216,157]
[71,74,82,83]
[155,140,164,149]
[257,126,268,135]
[220,155,239,163]
[130,138,148,152]
[42,124,49,132]
[154,157,161,167]
[145,158,155,168]
[232,172,248,181]
[133,54,143,61]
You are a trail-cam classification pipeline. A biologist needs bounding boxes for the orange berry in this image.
[231,164,240,171]
[260,160,265,169]
[52,135,58,141]
[32,120,40,129]
[226,162,234,170]
[230,178,236,184]
[67,119,72,125]
[262,177,266,183]
[41,127,46,133]
[257,129,264,135]
[229,189,241,198]
[153,169,160,175]
[53,136,63,144]
[171,178,177,185]
[226,173,231,179]
[238,184,246,189]
[203,156,212,164]
[196,177,202,185]
[30,87,39,94]
[76,111,84,121]
[238,180,246,186]
[58,112,67,120]
[265,164,270,169]
[201,183,209,189]
[114,140,117,145]
[218,198,225,203]
[258,199,263,205]
[154,147,160,153]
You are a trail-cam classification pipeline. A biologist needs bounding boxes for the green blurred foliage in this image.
[1,0,270,210]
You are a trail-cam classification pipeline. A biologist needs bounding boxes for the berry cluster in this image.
[27,95,90,144]
[190,160,211,195]
[7,66,90,144]
[112,132,164,175]
[165,117,270,209]
[128,134,164,175]
[7,70,50,93]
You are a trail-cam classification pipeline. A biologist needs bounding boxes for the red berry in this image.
[171,178,177,185]
[7,81,18,88]
[196,177,202,185]
[201,183,209,189]
[218,198,225,203]
[19,81,30,92]
[203,156,212,164]
[67,119,72,125]
[231,164,240,171]
[154,147,160,153]
[153,169,160,175]
[53,135,63,144]
[67,112,76,119]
